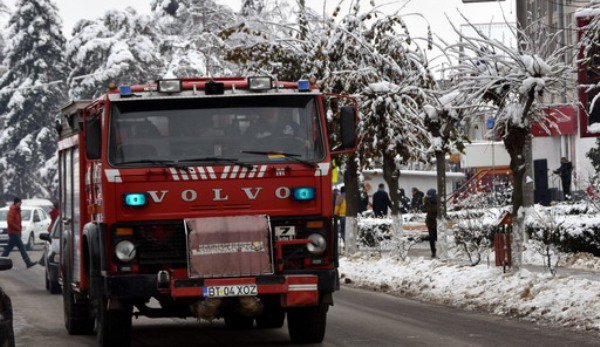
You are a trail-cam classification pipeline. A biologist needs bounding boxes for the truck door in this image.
[60,142,81,283]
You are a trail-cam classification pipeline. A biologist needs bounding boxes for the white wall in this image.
[461,142,511,168]
[574,136,596,189]
[361,170,466,197]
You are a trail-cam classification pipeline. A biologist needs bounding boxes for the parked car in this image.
[40,221,61,294]
[0,257,15,347]
[21,198,54,214]
[0,205,52,250]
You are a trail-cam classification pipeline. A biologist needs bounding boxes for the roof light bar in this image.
[119,85,133,96]
[157,79,182,93]
[248,76,273,91]
[297,80,311,92]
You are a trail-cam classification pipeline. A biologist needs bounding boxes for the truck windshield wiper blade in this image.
[177,157,253,169]
[116,159,184,168]
[240,151,317,168]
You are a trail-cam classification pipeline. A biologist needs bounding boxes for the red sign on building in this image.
[531,105,578,137]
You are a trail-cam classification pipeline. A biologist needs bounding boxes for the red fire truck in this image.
[57,77,357,346]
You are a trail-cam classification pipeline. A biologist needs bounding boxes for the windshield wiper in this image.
[116,159,186,169]
[241,150,317,168]
[177,157,254,169]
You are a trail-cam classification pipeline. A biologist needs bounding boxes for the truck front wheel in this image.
[287,304,328,343]
[95,294,132,347]
[256,308,285,329]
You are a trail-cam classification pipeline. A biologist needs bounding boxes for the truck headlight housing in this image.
[306,233,326,255]
[115,240,136,262]
[157,79,182,93]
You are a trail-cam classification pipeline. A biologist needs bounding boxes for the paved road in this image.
[1,249,599,347]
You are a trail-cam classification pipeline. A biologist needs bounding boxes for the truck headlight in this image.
[306,233,326,255]
[115,240,136,262]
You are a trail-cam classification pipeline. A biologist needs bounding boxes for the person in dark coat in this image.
[411,187,424,212]
[424,189,438,258]
[398,188,410,214]
[358,187,370,214]
[372,183,392,217]
[553,157,573,200]
[1,197,36,268]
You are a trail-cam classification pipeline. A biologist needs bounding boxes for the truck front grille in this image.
[136,223,187,267]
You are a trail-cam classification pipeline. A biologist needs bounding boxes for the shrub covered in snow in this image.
[525,210,600,256]
[356,217,395,247]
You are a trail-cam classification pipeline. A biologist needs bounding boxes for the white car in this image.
[0,205,52,250]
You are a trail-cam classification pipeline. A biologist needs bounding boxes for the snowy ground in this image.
[339,254,600,333]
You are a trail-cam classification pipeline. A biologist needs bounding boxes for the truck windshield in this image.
[109,95,325,166]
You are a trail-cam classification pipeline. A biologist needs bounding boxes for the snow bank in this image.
[340,255,600,332]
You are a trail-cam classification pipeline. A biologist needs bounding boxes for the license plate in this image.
[275,226,295,240]
[202,285,258,298]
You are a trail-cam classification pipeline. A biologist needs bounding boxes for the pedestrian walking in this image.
[48,200,60,231]
[332,188,340,236]
[553,157,573,200]
[411,187,424,212]
[424,189,438,258]
[398,188,410,214]
[1,197,37,268]
[373,183,392,217]
[358,184,370,214]
[334,187,347,241]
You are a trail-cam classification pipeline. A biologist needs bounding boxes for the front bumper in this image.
[104,268,338,306]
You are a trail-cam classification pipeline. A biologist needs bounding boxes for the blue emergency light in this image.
[123,193,148,207]
[119,85,133,96]
[297,80,311,92]
[292,187,316,201]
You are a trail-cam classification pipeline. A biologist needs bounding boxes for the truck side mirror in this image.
[86,116,102,160]
[340,106,357,150]
[39,233,52,243]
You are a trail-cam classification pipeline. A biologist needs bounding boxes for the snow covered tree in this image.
[0,0,66,201]
[446,16,572,269]
[151,0,237,77]
[241,0,265,16]
[223,1,435,245]
[66,8,161,99]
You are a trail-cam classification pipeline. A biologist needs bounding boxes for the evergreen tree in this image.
[0,0,66,201]
[67,8,161,99]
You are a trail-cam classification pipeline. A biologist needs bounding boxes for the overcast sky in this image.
[3,0,517,46]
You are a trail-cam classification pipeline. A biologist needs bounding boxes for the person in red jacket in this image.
[1,197,36,268]
[48,201,59,232]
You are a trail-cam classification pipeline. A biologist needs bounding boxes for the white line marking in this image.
[257,165,267,178]
[230,165,240,179]
[221,165,231,179]
[206,166,217,179]
[197,167,207,180]
[169,168,180,181]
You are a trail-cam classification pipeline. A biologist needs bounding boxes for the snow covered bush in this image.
[356,217,394,248]
[525,209,600,256]
[450,210,496,265]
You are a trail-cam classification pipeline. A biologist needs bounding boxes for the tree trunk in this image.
[344,153,360,254]
[504,127,528,271]
[435,150,448,258]
[523,135,534,244]
[383,152,403,233]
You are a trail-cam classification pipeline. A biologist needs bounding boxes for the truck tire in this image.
[287,304,328,344]
[224,313,254,330]
[63,247,94,335]
[256,308,285,329]
[63,284,94,335]
[95,294,132,347]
